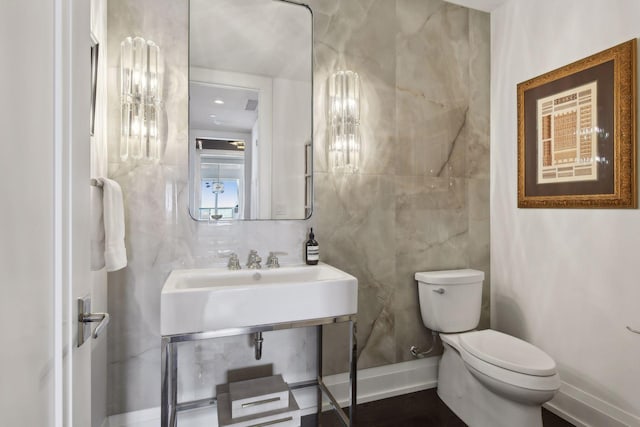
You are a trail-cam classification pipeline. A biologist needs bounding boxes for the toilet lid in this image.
[459,330,556,376]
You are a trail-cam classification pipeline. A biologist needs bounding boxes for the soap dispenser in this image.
[305,228,319,265]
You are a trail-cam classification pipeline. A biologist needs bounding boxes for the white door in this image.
[0,0,91,426]
[0,1,62,425]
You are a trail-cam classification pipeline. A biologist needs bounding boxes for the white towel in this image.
[90,184,106,270]
[96,177,127,272]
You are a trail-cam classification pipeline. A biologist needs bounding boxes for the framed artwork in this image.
[517,39,637,208]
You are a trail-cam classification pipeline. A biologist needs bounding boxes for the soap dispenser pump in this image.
[305,228,319,265]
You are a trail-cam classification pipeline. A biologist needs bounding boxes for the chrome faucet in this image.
[246,250,262,269]
[266,251,288,268]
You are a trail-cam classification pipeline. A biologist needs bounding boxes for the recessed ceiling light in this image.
[209,114,217,118]
[214,99,224,105]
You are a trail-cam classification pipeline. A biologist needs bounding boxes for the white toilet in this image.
[416,269,560,427]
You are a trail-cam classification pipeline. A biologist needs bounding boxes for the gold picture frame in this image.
[517,39,637,208]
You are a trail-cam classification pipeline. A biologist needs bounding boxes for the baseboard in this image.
[106,406,159,427]
[323,356,439,407]
[544,381,640,427]
[106,357,440,426]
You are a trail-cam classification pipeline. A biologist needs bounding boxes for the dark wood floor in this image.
[304,388,574,427]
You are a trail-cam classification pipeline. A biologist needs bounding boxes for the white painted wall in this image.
[491,0,640,425]
[0,1,56,425]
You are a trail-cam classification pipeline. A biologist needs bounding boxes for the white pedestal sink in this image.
[161,262,358,336]
[160,262,358,427]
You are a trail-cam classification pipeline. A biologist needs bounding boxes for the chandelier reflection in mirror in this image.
[120,36,162,161]
[328,70,360,173]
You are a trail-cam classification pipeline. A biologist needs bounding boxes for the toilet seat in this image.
[441,330,561,392]
[461,350,561,391]
[459,330,556,376]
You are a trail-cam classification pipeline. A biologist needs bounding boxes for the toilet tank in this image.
[415,269,484,333]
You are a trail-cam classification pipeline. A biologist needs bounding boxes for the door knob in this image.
[77,296,110,347]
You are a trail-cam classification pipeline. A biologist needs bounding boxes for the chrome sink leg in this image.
[161,338,178,427]
[349,320,357,426]
[254,332,264,360]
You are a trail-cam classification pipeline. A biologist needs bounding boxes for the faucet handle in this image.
[227,253,241,270]
[266,251,288,268]
[218,249,235,258]
[218,250,241,270]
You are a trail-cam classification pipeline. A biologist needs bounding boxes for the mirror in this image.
[189,0,313,220]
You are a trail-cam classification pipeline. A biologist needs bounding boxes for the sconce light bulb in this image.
[328,70,361,173]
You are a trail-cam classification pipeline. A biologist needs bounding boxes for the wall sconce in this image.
[328,70,360,173]
[120,36,162,161]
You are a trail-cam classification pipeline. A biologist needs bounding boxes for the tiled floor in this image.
[311,388,575,427]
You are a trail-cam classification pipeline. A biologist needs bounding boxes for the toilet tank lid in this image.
[415,269,484,285]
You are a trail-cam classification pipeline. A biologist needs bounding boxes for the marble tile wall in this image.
[312,0,490,372]
[105,0,489,415]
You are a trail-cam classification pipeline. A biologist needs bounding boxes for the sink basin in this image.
[161,263,358,336]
